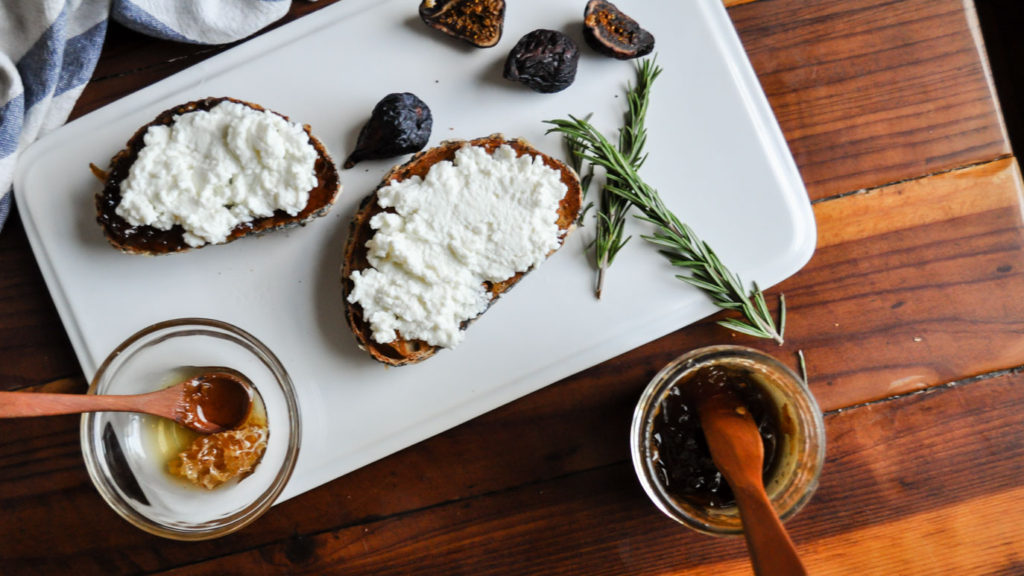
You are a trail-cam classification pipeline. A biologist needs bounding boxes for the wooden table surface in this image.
[3,0,1022,574]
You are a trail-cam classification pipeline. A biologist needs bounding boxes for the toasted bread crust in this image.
[94,97,341,254]
[341,134,582,366]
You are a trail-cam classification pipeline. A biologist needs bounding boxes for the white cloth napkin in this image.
[0,0,308,233]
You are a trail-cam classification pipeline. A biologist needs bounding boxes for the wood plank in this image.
[784,157,1024,410]
[145,362,1024,575]
[0,215,80,390]
[729,0,1009,200]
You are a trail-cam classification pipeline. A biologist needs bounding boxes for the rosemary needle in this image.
[546,102,786,344]
[563,118,595,227]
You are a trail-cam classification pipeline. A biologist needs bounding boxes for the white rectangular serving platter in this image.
[14,0,815,501]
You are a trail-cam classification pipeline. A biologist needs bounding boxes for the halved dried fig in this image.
[419,0,506,48]
[583,0,655,60]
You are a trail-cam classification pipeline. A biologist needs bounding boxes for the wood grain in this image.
[785,157,1024,410]
[729,0,1009,200]
[0,215,79,390]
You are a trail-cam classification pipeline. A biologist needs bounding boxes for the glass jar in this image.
[630,345,825,535]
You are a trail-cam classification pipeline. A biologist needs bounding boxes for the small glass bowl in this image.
[630,345,825,536]
[81,318,301,540]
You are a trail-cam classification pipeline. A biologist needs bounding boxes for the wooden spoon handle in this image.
[733,483,808,576]
[0,390,175,419]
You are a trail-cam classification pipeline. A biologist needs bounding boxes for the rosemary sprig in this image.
[545,114,786,344]
[596,58,661,298]
[564,59,662,298]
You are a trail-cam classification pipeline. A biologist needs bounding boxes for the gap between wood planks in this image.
[822,361,1023,415]
[810,153,1015,205]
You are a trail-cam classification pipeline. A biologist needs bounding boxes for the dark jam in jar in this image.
[650,364,780,508]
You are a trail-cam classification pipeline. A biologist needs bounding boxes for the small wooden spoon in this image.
[698,388,808,576]
[0,368,254,434]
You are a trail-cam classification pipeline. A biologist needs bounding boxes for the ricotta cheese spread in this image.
[116,101,319,247]
[348,144,567,348]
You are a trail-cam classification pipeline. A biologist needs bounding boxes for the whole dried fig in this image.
[503,29,580,94]
[344,93,433,169]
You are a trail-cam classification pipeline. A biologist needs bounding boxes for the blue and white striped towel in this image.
[0,0,308,233]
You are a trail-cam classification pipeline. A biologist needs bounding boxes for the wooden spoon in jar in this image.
[697,389,808,576]
[0,368,254,434]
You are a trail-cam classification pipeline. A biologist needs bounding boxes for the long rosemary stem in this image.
[546,93,786,344]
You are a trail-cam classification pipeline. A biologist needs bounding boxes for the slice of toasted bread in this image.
[94,97,341,254]
[341,134,582,366]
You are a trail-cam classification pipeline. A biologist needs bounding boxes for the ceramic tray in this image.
[14,0,815,501]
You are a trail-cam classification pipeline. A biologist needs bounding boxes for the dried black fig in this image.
[583,0,655,60]
[419,0,506,48]
[344,93,433,169]
[503,29,580,94]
